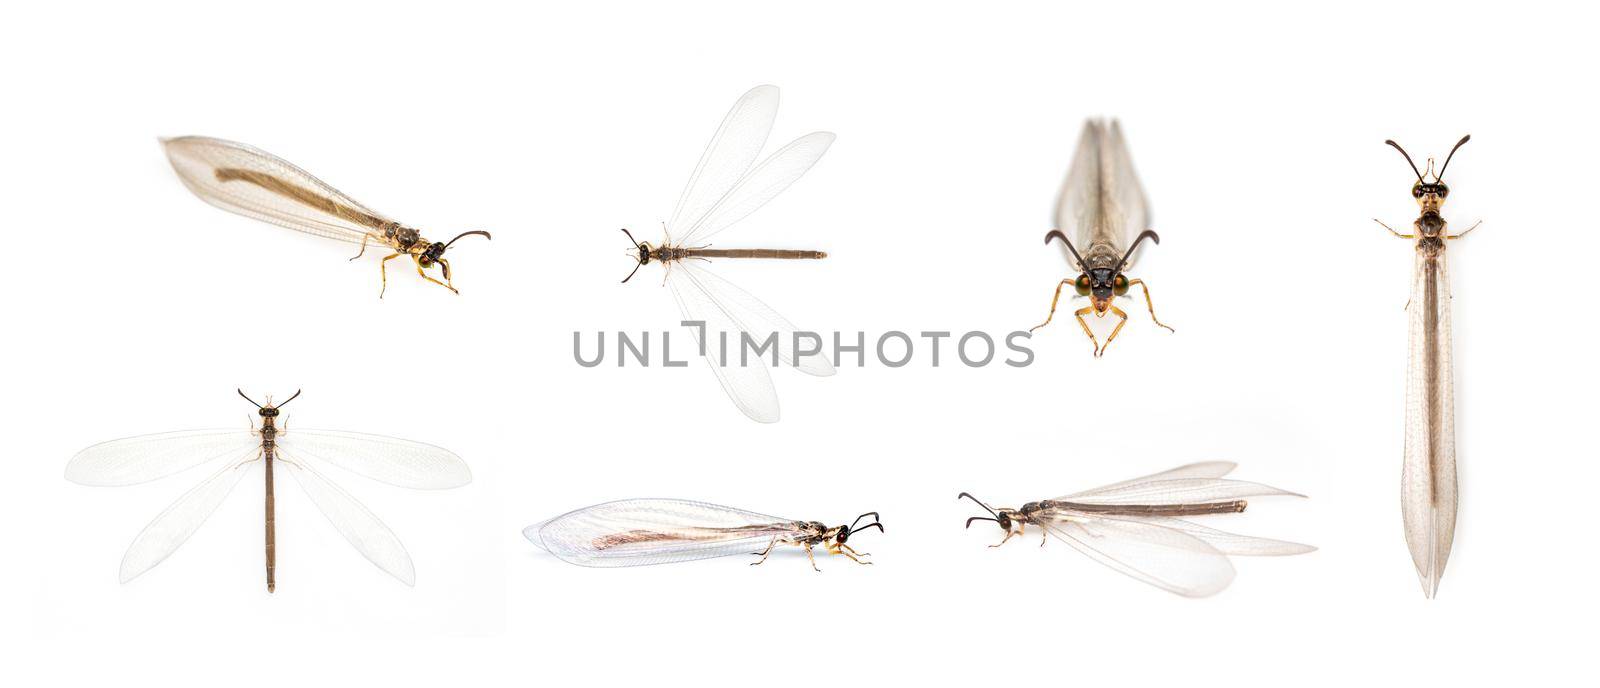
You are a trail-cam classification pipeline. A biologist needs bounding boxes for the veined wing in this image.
[1064,461,1237,498]
[162,136,392,245]
[1053,120,1102,270]
[1036,508,1235,598]
[527,499,800,567]
[1402,249,1457,598]
[1057,476,1304,505]
[276,429,471,489]
[676,131,834,248]
[1130,516,1316,556]
[279,453,416,586]
[119,451,258,583]
[675,261,834,376]
[668,264,781,423]
[67,429,260,486]
[1101,120,1150,268]
[667,85,780,240]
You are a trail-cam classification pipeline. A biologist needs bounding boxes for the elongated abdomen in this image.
[683,248,827,260]
[1402,247,1456,598]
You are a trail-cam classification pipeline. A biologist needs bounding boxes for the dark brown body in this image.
[1037,500,1247,517]
[654,246,828,261]
[260,413,278,593]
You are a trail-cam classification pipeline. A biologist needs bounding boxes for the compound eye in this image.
[1074,274,1091,296]
[1436,184,1449,198]
[1113,274,1130,296]
[1411,183,1424,198]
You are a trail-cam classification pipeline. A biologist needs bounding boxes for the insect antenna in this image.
[1112,230,1161,275]
[1043,229,1089,272]
[619,228,645,283]
[237,389,263,408]
[850,521,885,536]
[965,516,1001,528]
[848,512,881,531]
[276,389,303,408]
[1385,140,1425,182]
[958,492,999,517]
[1436,135,1471,181]
[442,230,493,249]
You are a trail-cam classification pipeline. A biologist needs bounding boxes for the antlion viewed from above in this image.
[621,85,837,423]
[526,499,882,571]
[162,136,491,297]
[65,390,471,591]
[960,462,1314,597]
[1031,119,1174,357]
[1374,135,1477,599]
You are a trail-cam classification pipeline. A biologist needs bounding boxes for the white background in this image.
[4,1,1595,685]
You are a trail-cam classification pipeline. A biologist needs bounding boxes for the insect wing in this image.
[280,454,416,586]
[1101,120,1150,267]
[162,136,392,245]
[1062,461,1236,498]
[1403,250,1457,597]
[668,85,780,239]
[668,265,783,423]
[675,261,834,376]
[528,499,799,567]
[675,131,835,248]
[119,455,257,583]
[1037,508,1235,598]
[1057,476,1304,506]
[67,429,260,486]
[1052,120,1103,269]
[1130,516,1316,556]
[276,429,471,489]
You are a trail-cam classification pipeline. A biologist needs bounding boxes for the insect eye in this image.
[1411,184,1424,198]
[1074,275,1091,296]
[1436,184,1449,197]
[1113,275,1130,296]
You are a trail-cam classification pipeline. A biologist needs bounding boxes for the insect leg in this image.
[1028,278,1073,332]
[1374,219,1414,239]
[349,232,379,261]
[1450,220,1482,239]
[1072,306,1099,355]
[804,542,821,572]
[1097,305,1130,357]
[437,257,454,287]
[1127,279,1175,332]
[378,252,404,298]
[841,543,872,561]
[749,535,779,566]
[989,528,1016,548]
[830,543,873,565]
[413,256,460,295]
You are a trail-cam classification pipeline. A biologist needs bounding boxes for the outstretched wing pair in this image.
[66,428,470,585]
[659,85,837,423]
[1017,462,1314,598]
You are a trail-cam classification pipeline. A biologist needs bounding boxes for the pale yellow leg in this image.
[1127,279,1174,332]
[750,536,779,566]
[1029,279,1073,332]
[989,528,1016,548]
[414,258,459,295]
[1096,305,1130,357]
[1374,219,1414,239]
[1450,220,1482,239]
[804,542,821,572]
[830,544,873,565]
[1073,306,1099,355]
[349,232,381,261]
[378,252,404,298]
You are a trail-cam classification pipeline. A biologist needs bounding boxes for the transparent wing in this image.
[1053,120,1103,268]
[1130,516,1317,556]
[1064,461,1237,498]
[667,85,780,239]
[280,454,416,586]
[676,131,835,247]
[1037,509,1235,598]
[67,429,260,486]
[1057,477,1304,505]
[1403,250,1457,597]
[675,261,834,376]
[276,429,471,489]
[527,499,800,568]
[668,265,781,423]
[119,452,258,583]
[1101,120,1151,268]
[162,136,392,245]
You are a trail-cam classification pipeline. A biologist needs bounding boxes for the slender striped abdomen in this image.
[684,248,827,260]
